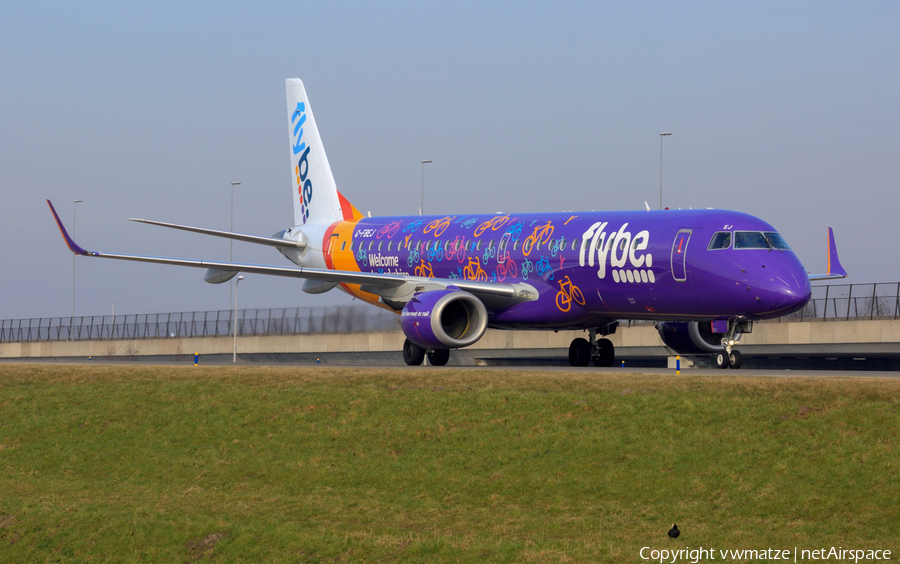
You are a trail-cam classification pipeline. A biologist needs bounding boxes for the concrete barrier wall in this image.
[1,319,898,359]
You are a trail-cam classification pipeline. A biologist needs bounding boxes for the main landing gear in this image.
[402,339,450,366]
[568,326,616,367]
[713,318,745,369]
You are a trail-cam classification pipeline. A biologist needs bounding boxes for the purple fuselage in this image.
[326,209,811,329]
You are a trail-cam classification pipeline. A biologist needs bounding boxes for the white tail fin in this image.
[286,78,342,226]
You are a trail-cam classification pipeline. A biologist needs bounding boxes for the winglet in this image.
[46,200,93,256]
[826,227,846,278]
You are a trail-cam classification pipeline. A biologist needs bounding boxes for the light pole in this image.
[229,181,241,308]
[233,275,244,363]
[659,133,671,210]
[71,199,83,339]
[420,160,431,216]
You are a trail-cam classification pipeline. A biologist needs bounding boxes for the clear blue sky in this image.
[2,1,898,319]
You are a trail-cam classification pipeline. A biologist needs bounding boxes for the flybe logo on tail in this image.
[292,102,313,224]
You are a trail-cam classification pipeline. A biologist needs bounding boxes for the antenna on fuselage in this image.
[644,201,650,212]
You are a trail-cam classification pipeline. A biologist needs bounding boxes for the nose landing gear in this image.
[713,318,747,369]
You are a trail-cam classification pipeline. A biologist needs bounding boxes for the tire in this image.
[729,349,743,370]
[715,351,729,369]
[403,338,425,366]
[593,338,615,367]
[427,348,450,366]
[568,338,591,367]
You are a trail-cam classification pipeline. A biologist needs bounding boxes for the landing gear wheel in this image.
[728,349,743,369]
[403,338,425,366]
[714,351,729,369]
[427,348,450,366]
[569,338,592,367]
[592,338,615,367]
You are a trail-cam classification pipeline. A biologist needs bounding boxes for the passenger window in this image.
[499,238,507,251]
[514,240,519,251]
[378,241,383,251]
[488,240,494,250]
[416,241,421,251]
[368,241,373,251]
[708,232,732,250]
[572,239,578,251]
[388,241,393,251]
[476,240,482,251]
[559,237,566,251]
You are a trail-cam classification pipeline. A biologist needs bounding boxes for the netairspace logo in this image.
[639,546,892,563]
[292,102,313,224]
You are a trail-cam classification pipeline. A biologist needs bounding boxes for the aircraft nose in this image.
[754,262,811,315]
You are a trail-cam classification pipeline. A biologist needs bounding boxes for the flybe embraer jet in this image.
[48,78,847,369]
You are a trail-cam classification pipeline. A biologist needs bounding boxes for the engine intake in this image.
[399,289,488,349]
[656,321,725,354]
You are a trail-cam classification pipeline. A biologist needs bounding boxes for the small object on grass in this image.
[668,524,680,538]
[316,358,320,364]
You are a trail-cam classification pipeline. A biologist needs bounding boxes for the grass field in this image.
[1,364,898,562]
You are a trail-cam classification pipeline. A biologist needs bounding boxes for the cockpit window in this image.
[708,231,732,250]
[734,232,769,249]
[764,232,791,250]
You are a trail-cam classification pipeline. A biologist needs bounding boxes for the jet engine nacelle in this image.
[656,321,727,354]
[399,289,488,350]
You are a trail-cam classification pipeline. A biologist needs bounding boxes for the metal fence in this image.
[0,305,399,343]
[3,283,899,343]
[782,282,900,321]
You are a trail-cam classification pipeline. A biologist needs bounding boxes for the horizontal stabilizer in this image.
[808,227,847,281]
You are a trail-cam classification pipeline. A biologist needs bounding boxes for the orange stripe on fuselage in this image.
[322,219,397,312]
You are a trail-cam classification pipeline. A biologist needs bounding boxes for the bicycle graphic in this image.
[504,222,523,242]
[428,242,444,262]
[403,219,422,233]
[520,259,534,280]
[549,237,566,258]
[474,215,510,237]
[356,249,368,267]
[555,275,585,312]
[482,244,496,264]
[460,217,478,229]
[414,260,434,278]
[496,253,518,281]
[462,257,488,282]
[407,246,420,268]
[376,220,401,239]
[444,236,467,263]
[424,216,454,237]
[522,220,555,256]
[535,255,555,280]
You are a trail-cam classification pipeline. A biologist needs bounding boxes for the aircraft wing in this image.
[48,200,537,305]
[127,218,306,250]
[808,227,848,281]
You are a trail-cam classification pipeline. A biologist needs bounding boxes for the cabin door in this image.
[671,229,692,282]
[498,232,511,264]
